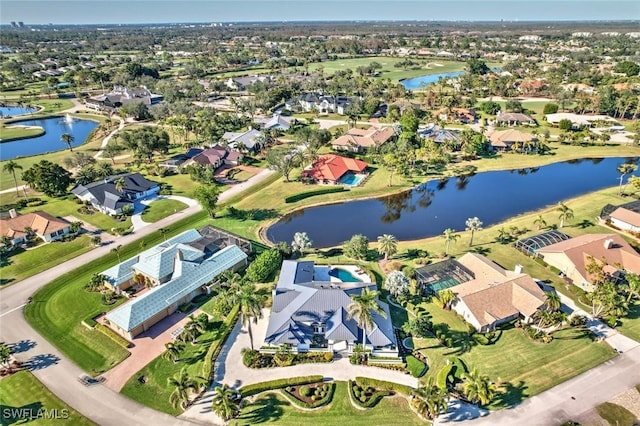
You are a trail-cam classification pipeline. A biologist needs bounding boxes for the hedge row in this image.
[239,375,324,397]
[354,377,414,396]
[282,382,335,409]
[201,304,240,380]
[406,355,427,378]
[95,324,131,348]
[284,186,348,203]
[349,380,393,409]
[81,316,97,328]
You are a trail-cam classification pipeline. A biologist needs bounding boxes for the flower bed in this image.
[243,349,333,368]
[348,379,393,408]
[282,382,335,408]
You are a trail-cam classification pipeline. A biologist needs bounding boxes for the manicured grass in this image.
[0,235,93,285]
[141,198,188,223]
[24,211,210,374]
[231,381,423,426]
[596,402,637,425]
[0,370,95,426]
[0,124,44,140]
[121,316,227,416]
[231,169,257,182]
[617,302,640,342]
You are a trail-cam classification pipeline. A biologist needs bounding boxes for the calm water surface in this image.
[400,71,465,90]
[0,106,37,117]
[0,117,99,160]
[267,157,637,247]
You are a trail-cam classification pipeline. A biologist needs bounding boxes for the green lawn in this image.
[24,211,212,374]
[1,235,93,285]
[617,302,640,342]
[0,370,95,426]
[141,198,188,223]
[596,402,637,425]
[121,317,225,415]
[231,381,423,426]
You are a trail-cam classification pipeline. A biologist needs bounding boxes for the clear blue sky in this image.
[2,1,639,25]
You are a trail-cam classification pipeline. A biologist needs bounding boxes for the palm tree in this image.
[438,289,457,310]
[111,244,123,263]
[442,228,459,256]
[3,160,23,197]
[0,343,12,367]
[411,377,449,420]
[617,163,638,195]
[377,234,398,261]
[239,283,265,351]
[183,314,208,344]
[557,202,574,229]
[625,273,640,302]
[211,384,240,421]
[61,133,74,151]
[534,215,547,231]
[544,291,561,312]
[461,367,498,406]
[167,368,201,410]
[159,227,169,242]
[465,217,483,247]
[114,177,126,194]
[347,287,387,347]
[163,341,184,364]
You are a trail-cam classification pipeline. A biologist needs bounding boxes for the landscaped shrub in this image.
[299,385,312,397]
[437,364,454,390]
[81,316,97,329]
[348,379,394,408]
[284,186,348,203]
[95,324,131,348]
[240,376,324,397]
[245,249,282,282]
[202,304,239,379]
[406,355,426,378]
[355,377,413,396]
[282,382,335,409]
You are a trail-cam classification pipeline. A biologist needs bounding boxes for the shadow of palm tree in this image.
[236,393,290,424]
[493,380,528,408]
[25,353,60,371]
[8,339,37,354]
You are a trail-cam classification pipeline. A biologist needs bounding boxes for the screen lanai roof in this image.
[106,244,247,332]
[415,258,475,287]
[515,230,572,254]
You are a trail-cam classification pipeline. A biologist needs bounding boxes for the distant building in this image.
[486,129,538,152]
[221,128,265,152]
[0,210,71,245]
[225,75,272,91]
[85,86,163,111]
[301,154,368,185]
[331,126,395,153]
[254,114,295,131]
[544,112,617,129]
[285,93,353,115]
[495,112,536,127]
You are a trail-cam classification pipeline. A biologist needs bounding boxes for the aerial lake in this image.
[267,157,638,248]
[400,71,465,90]
[0,116,99,161]
[0,105,37,118]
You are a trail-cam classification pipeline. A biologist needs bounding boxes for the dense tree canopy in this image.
[22,160,73,196]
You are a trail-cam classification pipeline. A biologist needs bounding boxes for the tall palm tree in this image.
[211,384,240,421]
[163,341,184,364]
[465,217,483,247]
[461,367,497,406]
[617,163,638,195]
[61,133,74,151]
[534,215,547,231]
[347,287,387,347]
[183,314,208,344]
[411,377,449,420]
[2,160,23,197]
[167,368,201,410]
[376,234,398,261]
[438,289,457,310]
[625,273,640,302]
[557,202,574,228]
[544,291,561,312]
[111,244,123,263]
[114,177,126,194]
[442,228,459,256]
[239,283,265,351]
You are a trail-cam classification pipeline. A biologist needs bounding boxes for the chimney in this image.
[604,239,614,249]
[514,264,524,274]
[9,209,18,218]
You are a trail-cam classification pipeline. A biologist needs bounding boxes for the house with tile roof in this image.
[255,114,295,131]
[416,253,546,331]
[221,128,265,152]
[433,107,476,124]
[104,228,250,339]
[71,173,159,216]
[418,125,462,147]
[181,145,243,169]
[0,210,71,245]
[264,260,398,357]
[486,129,539,152]
[495,112,536,127]
[85,85,163,111]
[332,126,395,153]
[600,200,640,233]
[301,154,368,184]
[536,234,640,292]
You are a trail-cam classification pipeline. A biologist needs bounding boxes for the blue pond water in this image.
[400,71,465,90]
[267,157,638,248]
[0,117,99,161]
[0,106,37,118]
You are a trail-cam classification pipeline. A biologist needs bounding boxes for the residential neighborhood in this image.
[1,11,640,426]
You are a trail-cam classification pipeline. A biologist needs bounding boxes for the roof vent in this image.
[514,264,524,274]
[604,238,614,249]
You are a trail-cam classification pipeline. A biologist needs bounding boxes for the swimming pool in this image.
[339,173,364,186]
[328,267,362,282]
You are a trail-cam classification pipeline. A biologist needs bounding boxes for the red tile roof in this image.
[302,154,368,183]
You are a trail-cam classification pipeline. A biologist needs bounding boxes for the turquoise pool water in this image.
[339,173,364,186]
[329,267,362,282]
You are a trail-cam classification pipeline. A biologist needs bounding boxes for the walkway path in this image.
[180,308,418,424]
[94,116,125,160]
